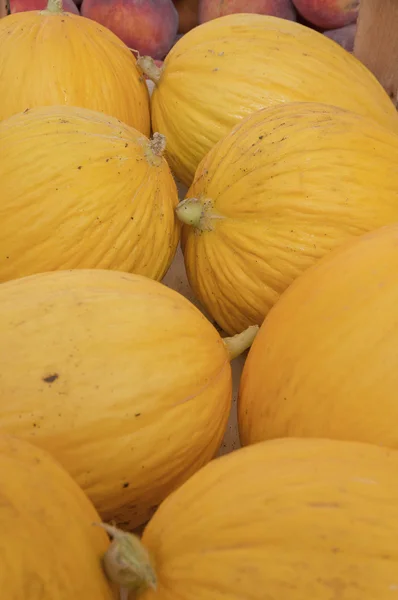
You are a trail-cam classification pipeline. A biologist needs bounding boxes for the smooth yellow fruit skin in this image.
[0,105,179,283]
[0,433,117,599]
[0,9,150,132]
[150,13,398,186]
[0,269,232,530]
[239,223,398,449]
[180,102,398,335]
[139,437,398,600]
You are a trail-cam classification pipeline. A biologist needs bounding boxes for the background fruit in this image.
[292,0,359,29]
[239,223,398,448]
[198,0,296,22]
[81,0,178,60]
[176,102,398,335]
[10,0,79,12]
[0,105,179,283]
[0,269,240,530]
[324,22,356,52]
[140,12,398,186]
[0,0,150,131]
[112,437,398,599]
[0,433,117,598]
[173,0,198,33]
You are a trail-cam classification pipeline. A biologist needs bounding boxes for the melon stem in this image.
[149,132,166,157]
[137,56,163,85]
[223,325,259,360]
[95,523,157,595]
[44,0,63,12]
[145,133,167,166]
[175,198,204,228]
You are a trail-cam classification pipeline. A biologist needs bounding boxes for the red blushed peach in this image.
[324,22,356,53]
[198,0,296,23]
[10,0,79,12]
[292,0,358,29]
[81,0,178,60]
[173,0,198,33]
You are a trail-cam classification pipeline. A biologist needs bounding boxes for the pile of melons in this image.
[1,4,398,599]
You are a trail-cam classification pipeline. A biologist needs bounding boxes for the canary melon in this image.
[0,268,257,530]
[98,437,398,599]
[176,102,398,334]
[0,0,150,130]
[0,105,179,282]
[138,12,398,185]
[239,223,398,448]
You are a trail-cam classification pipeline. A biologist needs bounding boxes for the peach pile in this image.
[5,0,360,58]
[10,0,79,12]
[198,0,297,23]
[292,0,359,29]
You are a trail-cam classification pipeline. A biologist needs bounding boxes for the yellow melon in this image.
[0,268,257,530]
[0,105,179,282]
[98,437,398,599]
[0,433,117,598]
[239,223,398,448]
[176,102,398,334]
[139,12,398,185]
[0,0,150,131]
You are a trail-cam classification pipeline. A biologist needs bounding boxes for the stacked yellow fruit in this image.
[1,4,398,599]
[175,101,398,334]
[139,12,398,186]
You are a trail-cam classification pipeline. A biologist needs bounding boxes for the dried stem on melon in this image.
[148,132,166,156]
[137,56,163,84]
[96,523,157,596]
[41,0,64,13]
[222,325,259,360]
[145,132,167,166]
[176,196,219,231]
[175,197,205,227]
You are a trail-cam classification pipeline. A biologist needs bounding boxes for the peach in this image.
[292,0,358,29]
[198,0,296,23]
[81,0,178,60]
[10,0,79,12]
[324,22,356,53]
[173,0,198,33]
